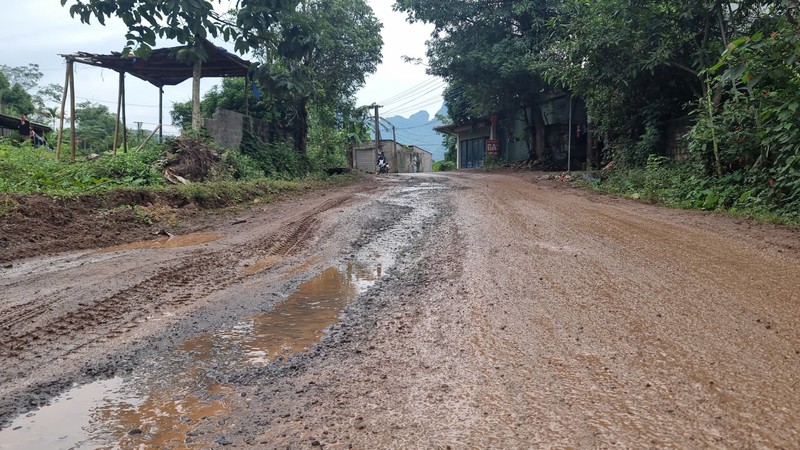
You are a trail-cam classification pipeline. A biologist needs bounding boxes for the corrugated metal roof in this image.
[61,38,252,87]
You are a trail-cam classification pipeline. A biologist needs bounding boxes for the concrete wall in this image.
[352,140,433,173]
[203,108,270,150]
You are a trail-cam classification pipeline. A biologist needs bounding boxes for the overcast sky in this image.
[0,0,443,134]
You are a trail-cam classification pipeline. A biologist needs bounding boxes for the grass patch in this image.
[575,157,799,226]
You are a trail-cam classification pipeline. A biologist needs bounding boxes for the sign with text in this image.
[487,140,499,155]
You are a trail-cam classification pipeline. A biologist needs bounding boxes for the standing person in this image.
[18,114,31,142]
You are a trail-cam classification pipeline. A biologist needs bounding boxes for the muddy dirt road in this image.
[1,171,799,448]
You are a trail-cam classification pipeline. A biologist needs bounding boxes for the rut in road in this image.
[0,196,351,382]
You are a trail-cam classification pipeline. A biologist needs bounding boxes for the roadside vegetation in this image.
[0,136,358,215]
[408,0,798,224]
[0,0,377,216]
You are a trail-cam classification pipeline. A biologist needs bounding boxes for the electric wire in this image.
[376,76,442,105]
[382,83,446,115]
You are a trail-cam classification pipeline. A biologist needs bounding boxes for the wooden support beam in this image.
[56,60,71,161]
[159,87,164,142]
[122,72,128,154]
[134,124,161,152]
[192,60,203,132]
[69,60,76,162]
[113,71,123,155]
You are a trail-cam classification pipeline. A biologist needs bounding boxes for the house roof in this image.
[61,38,252,88]
[0,113,52,133]
[434,119,492,136]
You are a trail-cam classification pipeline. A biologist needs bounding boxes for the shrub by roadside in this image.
[578,156,799,226]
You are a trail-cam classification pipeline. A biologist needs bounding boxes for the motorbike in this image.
[377,158,390,174]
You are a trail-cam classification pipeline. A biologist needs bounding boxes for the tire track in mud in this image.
[0,196,352,381]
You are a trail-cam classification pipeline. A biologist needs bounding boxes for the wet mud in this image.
[1,172,800,448]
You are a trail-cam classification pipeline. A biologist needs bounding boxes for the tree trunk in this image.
[294,98,308,154]
[531,103,546,161]
[192,60,203,132]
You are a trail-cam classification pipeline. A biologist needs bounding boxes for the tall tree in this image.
[0,70,35,117]
[256,0,383,154]
[395,0,560,159]
[74,101,119,152]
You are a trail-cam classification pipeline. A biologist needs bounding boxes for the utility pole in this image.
[392,125,398,174]
[373,103,382,144]
[373,104,382,172]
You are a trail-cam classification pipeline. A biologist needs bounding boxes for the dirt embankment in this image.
[1,171,799,448]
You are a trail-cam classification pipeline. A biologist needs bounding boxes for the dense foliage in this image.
[62,0,295,59]
[398,0,800,220]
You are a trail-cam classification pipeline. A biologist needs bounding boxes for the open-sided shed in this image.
[57,38,253,160]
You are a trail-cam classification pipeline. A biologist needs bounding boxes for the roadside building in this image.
[351,140,433,174]
[434,94,595,170]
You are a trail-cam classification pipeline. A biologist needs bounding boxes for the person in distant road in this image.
[376,151,390,173]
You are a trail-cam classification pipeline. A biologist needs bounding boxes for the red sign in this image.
[487,140,499,155]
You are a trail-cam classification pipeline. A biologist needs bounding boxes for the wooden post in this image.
[158,87,164,142]
[69,60,76,162]
[134,124,161,152]
[122,72,128,154]
[56,60,71,161]
[113,71,123,155]
[192,60,203,132]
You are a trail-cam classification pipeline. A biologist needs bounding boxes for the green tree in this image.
[75,101,119,153]
[62,0,296,58]
[256,0,383,154]
[0,70,35,117]
[689,3,800,209]
[0,64,62,123]
[395,0,560,160]
[547,1,729,165]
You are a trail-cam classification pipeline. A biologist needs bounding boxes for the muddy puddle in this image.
[0,262,383,448]
[0,180,448,447]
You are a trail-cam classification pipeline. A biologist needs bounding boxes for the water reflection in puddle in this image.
[0,374,232,449]
[97,232,223,253]
[0,262,382,448]
[187,262,381,365]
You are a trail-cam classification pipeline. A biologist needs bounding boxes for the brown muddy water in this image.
[0,262,382,449]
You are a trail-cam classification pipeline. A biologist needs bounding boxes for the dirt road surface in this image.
[1,171,799,449]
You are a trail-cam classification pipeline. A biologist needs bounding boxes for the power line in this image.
[377,76,442,105]
[383,97,444,117]
[75,96,161,109]
[382,83,446,115]
[396,119,443,130]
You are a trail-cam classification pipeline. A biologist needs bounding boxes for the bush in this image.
[589,160,798,225]
[434,160,457,171]
[239,131,308,179]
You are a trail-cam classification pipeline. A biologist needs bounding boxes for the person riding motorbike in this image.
[376,151,390,174]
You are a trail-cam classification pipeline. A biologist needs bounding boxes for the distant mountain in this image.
[373,104,448,161]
